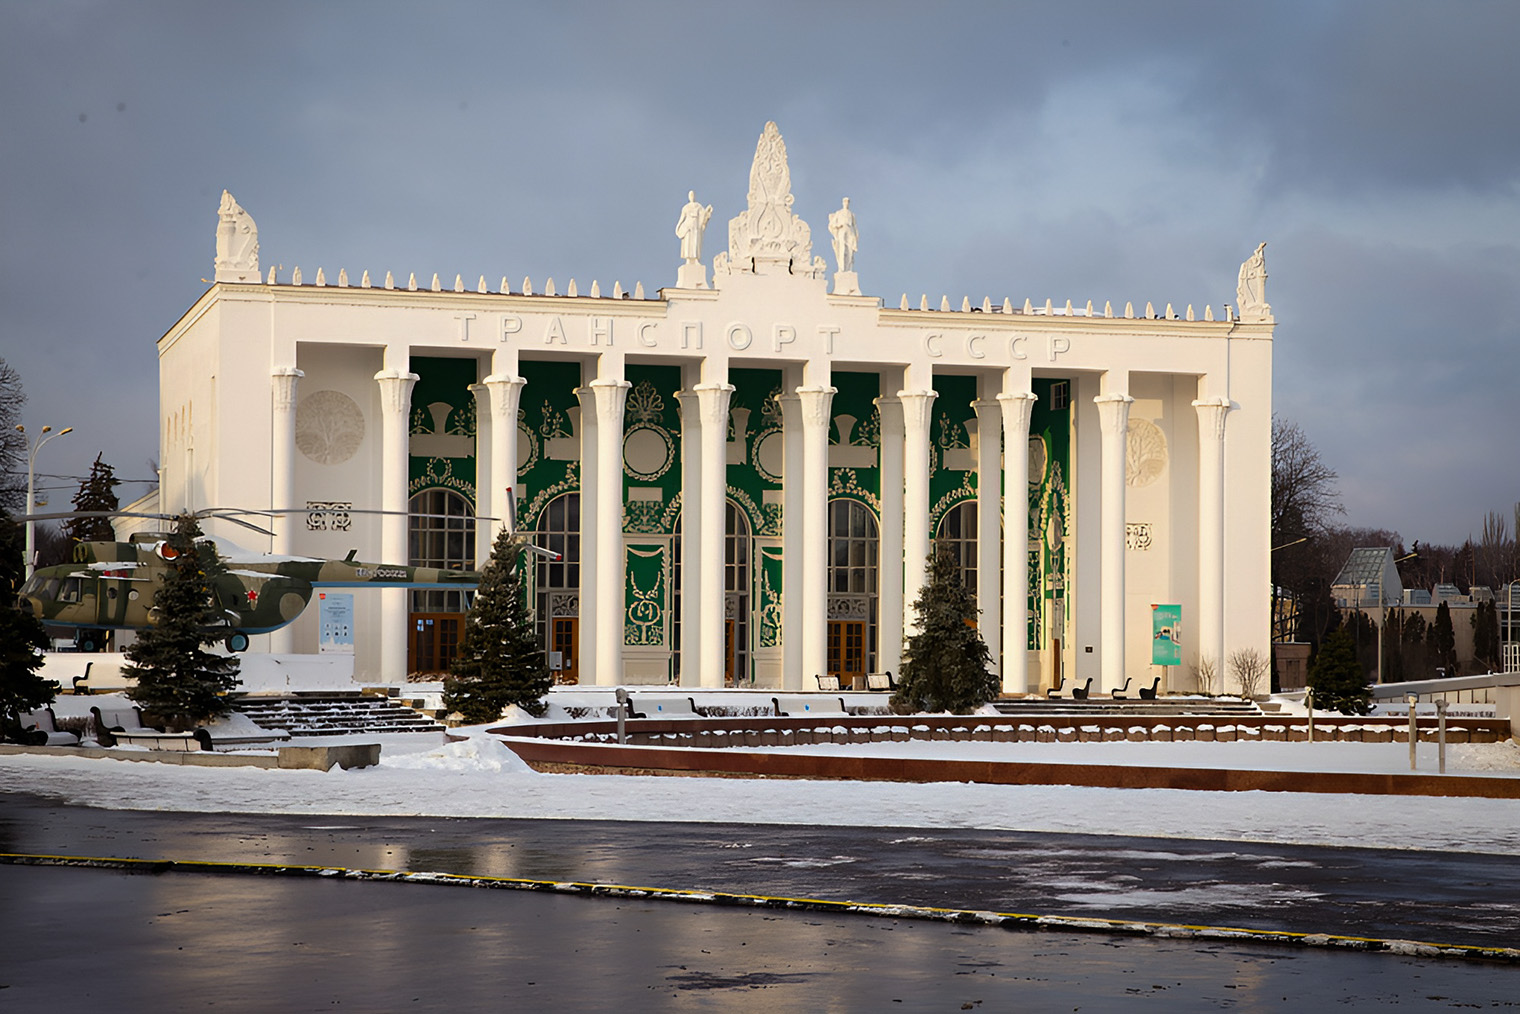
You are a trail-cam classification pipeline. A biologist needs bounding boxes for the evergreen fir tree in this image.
[123,515,240,730]
[0,512,54,740]
[1470,600,1501,673]
[1432,600,1458,675]
[62,453,121,545]
[890,546,997,715]
[1306,628,1371,715]
[443,526,552,722]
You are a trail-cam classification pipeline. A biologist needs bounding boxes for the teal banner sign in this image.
[1152,604,1182,666]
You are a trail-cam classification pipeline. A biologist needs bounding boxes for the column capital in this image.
[1093,392,1134,437]
[588,378,631,426]
[271,367,304,411]
[373,369,419,414]
[693,382,735,428]
[897,388,937,430]
[795,385,836,429]
[996,390,1038,435]
[1192,397,1234,442]
[483,373,526,388]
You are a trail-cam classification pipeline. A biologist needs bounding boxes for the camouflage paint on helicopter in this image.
[15,534,480,652]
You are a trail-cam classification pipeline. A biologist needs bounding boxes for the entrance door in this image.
[827,620,866,686]
[409,614,463,675]
[551,617,578,684]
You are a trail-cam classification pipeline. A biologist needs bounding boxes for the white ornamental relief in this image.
[296,390,366,465]
[1125,418,1168,488]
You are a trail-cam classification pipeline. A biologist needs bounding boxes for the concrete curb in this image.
[0,742,381,770]
[4,852,1516,966]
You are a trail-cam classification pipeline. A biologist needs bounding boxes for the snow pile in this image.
[1448,740,1520,772]
[381,735,537,774]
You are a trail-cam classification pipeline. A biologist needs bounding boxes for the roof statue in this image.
[214,190,260,284]
[714,122,827,282]
[1235,242,1272,322]
[828,196,861,295]
[675,190,713,289]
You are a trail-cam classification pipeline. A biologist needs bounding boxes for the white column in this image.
[590,377,630,686]
[898,389,937,634]
[375,367,419,683]
[1094,391,1134,693]
[1194,396,1231,687]
[677,390,702,686]
[483,374,525,541]
[972,398,1001,680]
[575,385,598,686]
[796,385,835,684]
[269,367,302,655]
[468,383,492,568]
[874,395,905,679]
[695,381,734,688]
[779,392,804,689]
[998,390,1037,694]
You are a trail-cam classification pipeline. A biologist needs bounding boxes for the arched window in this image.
[408,489,475,674]
[533,492,581,682]
[827,499,879,680]
[937,501,977,597]
[408,489,475,614]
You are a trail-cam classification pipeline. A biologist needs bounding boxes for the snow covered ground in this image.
[6,725,1520,857]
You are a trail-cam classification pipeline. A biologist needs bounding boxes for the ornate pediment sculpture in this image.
[1235,242,1272,322]
[714,122,826,281]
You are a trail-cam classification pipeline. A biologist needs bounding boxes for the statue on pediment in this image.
[1236,242,1272,322]
[676,191,713,262]
[214,190,260,283]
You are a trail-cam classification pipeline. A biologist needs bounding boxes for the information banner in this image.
[1151,603,1182,666]
[318,592,354,654]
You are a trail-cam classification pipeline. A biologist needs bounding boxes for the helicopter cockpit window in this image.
[58,578,83,603]
[19,574,43,596]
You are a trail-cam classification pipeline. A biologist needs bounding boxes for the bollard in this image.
[615,687,629,745]
[1436,698,1449,774]
[1408,695,1419,771]
[1305,687,1314,743]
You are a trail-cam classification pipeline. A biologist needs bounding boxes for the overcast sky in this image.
[3,0,1517,546]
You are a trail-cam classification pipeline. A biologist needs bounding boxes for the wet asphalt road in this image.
[2,791,1518,950]
[3,863,1517,1012]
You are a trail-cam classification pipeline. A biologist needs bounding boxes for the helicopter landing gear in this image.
[225,632,250,653]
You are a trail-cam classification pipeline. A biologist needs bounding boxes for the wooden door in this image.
[409,613,463,675]
[827,620,866,685]
[551,617,579,684]
[724,619,736,687]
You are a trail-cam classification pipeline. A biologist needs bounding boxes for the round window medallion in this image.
[296,390,366,465]
[1126,418,1168,488]
[623,424,674,480]
[1028,436,1047,486]
[753,429,784,483]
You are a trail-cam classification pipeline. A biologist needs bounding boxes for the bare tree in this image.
[1228,648,1270,698]
[1271,417,1344,645]
[1190,654,1218,695]
[0,358,26,514]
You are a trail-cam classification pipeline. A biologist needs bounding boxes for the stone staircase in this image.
[231,690,446,736]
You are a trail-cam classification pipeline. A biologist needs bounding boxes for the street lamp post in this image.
[16,423,72,580]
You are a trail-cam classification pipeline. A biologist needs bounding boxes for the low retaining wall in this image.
[0,742,380,771]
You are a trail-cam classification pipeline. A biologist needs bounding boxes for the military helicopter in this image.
[12,497,556,652]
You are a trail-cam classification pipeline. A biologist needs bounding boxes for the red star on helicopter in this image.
[246,588,259,606]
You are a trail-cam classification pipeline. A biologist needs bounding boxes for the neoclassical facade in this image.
[156,122,1273,691]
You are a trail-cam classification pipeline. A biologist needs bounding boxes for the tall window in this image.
[828,499,879,674]
[409,489,475,613]
[937,502,977,597]
[533,492,581,649]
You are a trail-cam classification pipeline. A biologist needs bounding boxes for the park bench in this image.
[15,708,80,747]
[90,705,159,747]
[773,695,848,717]
[193,713,292,750]
[1137,676,1162,700]
[814,675,841,691]
[1047,676,1094,700]
[625,695,699,719]
[864,672,895,692]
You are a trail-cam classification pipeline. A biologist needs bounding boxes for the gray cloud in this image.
[2,0,1518,543]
